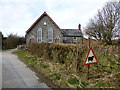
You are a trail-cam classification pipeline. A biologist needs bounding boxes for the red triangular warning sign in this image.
[84,48,98,65]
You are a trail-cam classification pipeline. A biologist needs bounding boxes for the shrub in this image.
[81,81,89,87]
[27,42,119,73]
[67,78,79,85]
[28,43,87,71]
[40,64,49,69]
[93,79,99,83]
[53,73,61,80]
[97,82,105,87]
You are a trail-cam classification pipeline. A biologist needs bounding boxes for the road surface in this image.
[1,49,51,88]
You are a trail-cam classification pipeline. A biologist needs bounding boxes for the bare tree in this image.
[85,1,120,45]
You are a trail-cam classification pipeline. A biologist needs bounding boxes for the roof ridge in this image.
[26,12,63,34]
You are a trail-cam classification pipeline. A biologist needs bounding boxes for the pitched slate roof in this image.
[26,12,63,34]
[62,29,83,37]
[26,12,83,37]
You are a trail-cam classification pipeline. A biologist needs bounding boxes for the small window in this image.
[73,41,77,44]
[74,37,77,40]
[44,22,47,26]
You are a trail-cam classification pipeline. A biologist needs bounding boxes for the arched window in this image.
[29,35,35,43]
[48,28,53,43]
[37,28,42,42]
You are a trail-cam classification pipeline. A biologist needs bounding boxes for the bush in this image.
[53,73,61,80]
[97,82,105,87]
[28,43,87,71]
[67,78,79,85]
[27,42,119,73]
[3,34,25,49]
[40,64,49,69]
[81,81,89,87]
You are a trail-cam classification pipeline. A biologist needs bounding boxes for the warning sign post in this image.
[84,48,98,65]
[84,37,98,80]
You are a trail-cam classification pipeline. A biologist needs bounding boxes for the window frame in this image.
[73,37,77,40]
[48,28,53,43]
[64,36,67,40]
[37,28,42,42]
[73,41,77,44]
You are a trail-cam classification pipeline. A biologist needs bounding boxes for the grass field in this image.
[14,49,120,88]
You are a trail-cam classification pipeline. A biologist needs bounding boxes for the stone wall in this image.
[26,15,63,44]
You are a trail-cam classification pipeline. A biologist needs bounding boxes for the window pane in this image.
[48,28,53,42]
[37,28,42,42]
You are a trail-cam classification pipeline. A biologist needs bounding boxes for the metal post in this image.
[87,64,90,80]
[87,37,91,80]
[89,37,90,48]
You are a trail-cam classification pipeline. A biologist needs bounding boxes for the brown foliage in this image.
[28,43,88,71]
[28,42,119,73]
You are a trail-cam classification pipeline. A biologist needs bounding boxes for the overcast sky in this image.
[0,0,116,37]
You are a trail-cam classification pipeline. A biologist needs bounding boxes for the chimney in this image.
[78,24,81,30]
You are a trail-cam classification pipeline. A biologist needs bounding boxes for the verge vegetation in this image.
[14,42,120,88]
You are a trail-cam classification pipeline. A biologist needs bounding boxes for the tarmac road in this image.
[1,49,51,89]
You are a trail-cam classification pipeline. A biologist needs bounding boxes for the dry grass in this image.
[14,42,120,88]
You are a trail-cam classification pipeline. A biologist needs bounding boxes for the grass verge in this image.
[14,50,120,88]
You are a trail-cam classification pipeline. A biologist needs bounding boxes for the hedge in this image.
[27,42,119,72]
[28,43,88,71]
